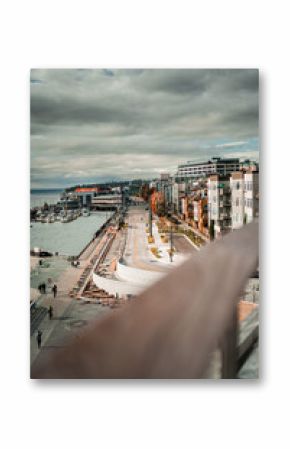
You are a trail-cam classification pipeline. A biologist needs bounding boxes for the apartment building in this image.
[244,171,259,223]
[230,170,259,228]
[208,174,231,237]
[176,157,240,180]
[230,172,245,229]
[172,182,187,214]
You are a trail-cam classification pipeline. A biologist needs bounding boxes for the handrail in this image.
[32,222,258,379]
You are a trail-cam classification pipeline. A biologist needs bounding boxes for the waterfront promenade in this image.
[31,205,197,370]
[30,230,111,365]
[123,206,194,271]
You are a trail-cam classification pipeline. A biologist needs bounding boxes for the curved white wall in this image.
[92,272,142,296]
[92,261,165,297]
[116,261,164,286]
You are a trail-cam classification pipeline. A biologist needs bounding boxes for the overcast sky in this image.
[30,69,259,188]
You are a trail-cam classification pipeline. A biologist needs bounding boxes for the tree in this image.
[156,200,165,217]
[140,183,150,201]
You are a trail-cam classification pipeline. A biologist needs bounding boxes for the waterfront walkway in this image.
[31,206,198,371]
[30,230,109,366]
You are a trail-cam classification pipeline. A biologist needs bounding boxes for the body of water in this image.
[31,189,113,256]
[30,213,112,256]
[30,189,63,208]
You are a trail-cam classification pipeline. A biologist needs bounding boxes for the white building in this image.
[230,170,259,229]
[244,171,259,223]
[91,194,122,208]
[208,175,231,237]
[176,157,240,180]
[230,172,245,229]
[172,182,186,214]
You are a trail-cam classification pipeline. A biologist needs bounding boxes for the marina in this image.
[31,211,113,256]
[30,187,127,263]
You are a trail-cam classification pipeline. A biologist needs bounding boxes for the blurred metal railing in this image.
[32,222,258,379]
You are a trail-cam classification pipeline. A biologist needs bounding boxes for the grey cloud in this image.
[31,95,130,126]
[30,69,259,188]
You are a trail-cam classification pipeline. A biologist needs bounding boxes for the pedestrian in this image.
[38,284,42,294]
[48,305,53,320]
[42,282,46,294]
[36,330,42,348]
[52,284,57,298]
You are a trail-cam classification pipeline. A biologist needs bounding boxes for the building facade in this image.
[244,171,259,223]
[230,172,245,229]
[176,157,240,180]
[208,175,231,237]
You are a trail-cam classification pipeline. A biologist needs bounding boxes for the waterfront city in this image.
[31,156,259,378]
[30,69,259,379]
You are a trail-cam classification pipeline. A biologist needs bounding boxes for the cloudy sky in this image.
[30,69,259,188]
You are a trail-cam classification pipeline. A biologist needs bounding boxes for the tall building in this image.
[176,157,240,180]
[157,174,173,212]
[244,171,259,223]
[172,182,186,214]
[208,174,231,237]
[230,172,245,229]
[230,170,259,228]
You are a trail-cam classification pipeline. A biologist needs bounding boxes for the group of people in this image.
[35,278,60,349]
[37,282,58,298]
[36,305,54,349]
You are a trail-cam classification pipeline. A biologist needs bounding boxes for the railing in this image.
[76,211,117,259]
[32,222,258,379]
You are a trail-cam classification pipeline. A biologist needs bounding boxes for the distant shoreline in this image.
[31,189,63,194]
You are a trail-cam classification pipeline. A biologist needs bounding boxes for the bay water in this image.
[30,189,112,256]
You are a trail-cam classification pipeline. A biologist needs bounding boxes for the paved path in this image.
[31,207,197,372]
[30,230,109,366]
[124,208,168,272]
[173,234,197,254]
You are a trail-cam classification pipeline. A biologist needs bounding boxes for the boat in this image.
[35,210,42,222]
[61,212,74,223]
